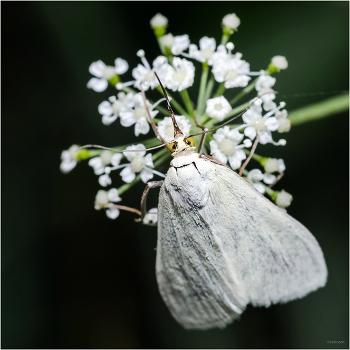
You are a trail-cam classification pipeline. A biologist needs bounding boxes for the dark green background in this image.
[2,2,349,349]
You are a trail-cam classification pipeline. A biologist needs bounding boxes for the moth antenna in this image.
[139,83,170,148]
[80,143,166,152]
[154,72,184,138]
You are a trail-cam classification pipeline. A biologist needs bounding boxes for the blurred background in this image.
[2,2,349,349]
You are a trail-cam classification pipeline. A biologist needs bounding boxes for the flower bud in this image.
[276,190,293,208]
[222,14,241,34]
[95,190,108,210]
[268,56,288,74]
[160,33,175,47]
[264,158,279,173]
[150,13,168,38]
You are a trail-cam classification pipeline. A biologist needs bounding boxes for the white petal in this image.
[106,208,120,219]
[60,160,77,173]
[244,126,257,140]
[120,165,136,183]
[144,153,154,168]
[98,101,113,115]
[278,159,286,173]
[135,118,150,136]
[98,174,112,187]
[140,168,154,183]
[87,78,108,92]
[199,36,216,51]
[263,173,277,184]
[102,114,118,125]
[248,169,264,181]
[265,117,279,131]
[259,131,272,144]
[111,153,123,167]
[119,111,136,127]
[253,183,265,194]
[108,188,121,202]
[228,154,242,170]
[115,58,129,75]
[89,60,106,78]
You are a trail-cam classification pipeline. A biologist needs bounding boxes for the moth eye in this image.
[185,137,195,147]
[168,142,178,153]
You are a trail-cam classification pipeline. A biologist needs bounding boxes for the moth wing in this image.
[156,179,249,330]
[197,159,327,307]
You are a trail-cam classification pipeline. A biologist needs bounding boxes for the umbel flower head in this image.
[61,11,296,221]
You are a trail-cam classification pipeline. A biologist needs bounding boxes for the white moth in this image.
[138,76,327,330]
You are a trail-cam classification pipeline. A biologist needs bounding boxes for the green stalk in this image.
[214,82,226,97]
[230,78,258,106]
[204,76,215,102]
[220,34,230,46]
[197,63,209,116]
[180,89,194,117]
[288,93,349,126]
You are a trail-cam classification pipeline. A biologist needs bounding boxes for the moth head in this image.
[167,136,195,155]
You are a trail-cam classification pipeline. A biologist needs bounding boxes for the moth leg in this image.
[135,180,164,222]
[198,128,208,154]
[239,135,259,176]
[269,172,285,188]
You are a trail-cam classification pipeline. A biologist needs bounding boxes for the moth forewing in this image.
[139,76,327,330]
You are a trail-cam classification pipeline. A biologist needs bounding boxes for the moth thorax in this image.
[172,70,186,82]
[224,69,238,81]
[219,139,235,155]
[144,70,155,82]
[253,117,266,131]
[134,107,148,120]
[130,155,145,172]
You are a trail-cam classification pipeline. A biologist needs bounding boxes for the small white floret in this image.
[206,96,232,121]
[276,190,293,208]
[222,13,241,29]
[150,13,168,27]
[272,56,288,70]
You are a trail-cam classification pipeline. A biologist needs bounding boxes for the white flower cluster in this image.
[60,12,294,220]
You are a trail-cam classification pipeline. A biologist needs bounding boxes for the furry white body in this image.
[156,152,327,330]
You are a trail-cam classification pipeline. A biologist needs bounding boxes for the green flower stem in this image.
[288,93,349,126]
[204,76,215,102]
[108,75,120,87]
[157,38,166,56]
[156,86,189,117]
[220,34,230,46]
[197,63,209,116]
[230,78,258,106]
[180,89,194,118]
[214,82,226,97]
[117,147,170,196]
